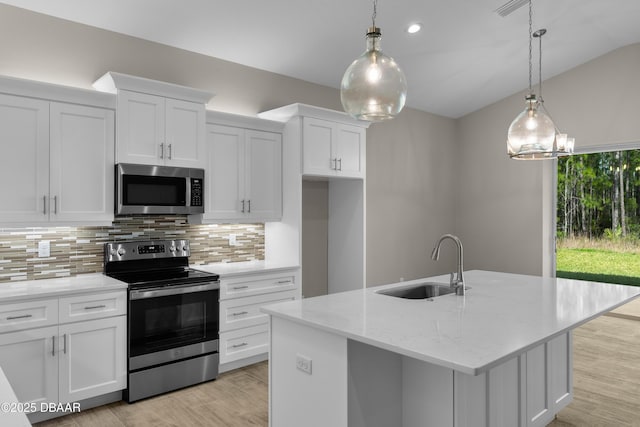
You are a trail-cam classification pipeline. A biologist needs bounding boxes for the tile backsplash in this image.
[0,216,264,283]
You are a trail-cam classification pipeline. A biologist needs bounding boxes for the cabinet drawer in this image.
[0,299,58,333]
[219,324,269,364]
[59,291,126,324]
[220,271,296,300]
[220,290,296,332]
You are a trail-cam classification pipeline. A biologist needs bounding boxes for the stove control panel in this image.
[137,244,165,255]
[104,239,191,262]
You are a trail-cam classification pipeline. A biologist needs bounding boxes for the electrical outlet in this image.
[296,354,312,375]
[38,240,50,258]
[228,234,237,246]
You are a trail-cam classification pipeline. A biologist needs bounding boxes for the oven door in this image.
[128,281,219,370]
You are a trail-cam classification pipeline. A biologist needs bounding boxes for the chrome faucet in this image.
[431,234,465,296]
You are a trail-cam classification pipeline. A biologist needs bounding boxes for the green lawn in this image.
[556,247,640,286]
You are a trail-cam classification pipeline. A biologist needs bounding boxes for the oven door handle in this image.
[130,282,220,300]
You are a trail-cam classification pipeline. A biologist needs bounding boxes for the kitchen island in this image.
[262,270,640,427]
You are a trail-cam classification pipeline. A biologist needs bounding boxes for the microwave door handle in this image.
[186,177,191,207]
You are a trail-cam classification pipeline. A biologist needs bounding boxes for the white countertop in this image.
[262,270,640,375]
[192,260,299,278]
[0,274,127,303]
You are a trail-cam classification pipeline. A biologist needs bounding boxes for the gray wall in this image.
[456,43,640,276]
[366,108,457,285]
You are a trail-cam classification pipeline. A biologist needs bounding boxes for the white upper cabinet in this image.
[302,117,365,178]
[116,90,205,168]
[93,72,212,169]
[245,129,283,220]
[0,94,50,224]
[0,90,114,226]
[50,102,114,223]
[259,103,369,180]
[201,122,282,222]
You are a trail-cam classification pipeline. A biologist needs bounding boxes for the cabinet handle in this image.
[247,199,251,213]
[43,195,47,215]
[52,336,56,356]
[241,199,245,213]
[168,144,172,160]
[233,285,249,290]
[6,314,33,320]
[63,333,67,354]
[53,196,57,214]
[231,342,248,349]
[277,280,292,284]
[338,158,342,171]
[231,311,248,317]
[331,158,337,170]
[160,143,164,159]
[84,305,106,310]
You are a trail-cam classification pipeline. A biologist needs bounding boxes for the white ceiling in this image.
[2,0,640,118]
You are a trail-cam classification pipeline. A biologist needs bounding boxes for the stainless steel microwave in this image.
[115,163,204,215]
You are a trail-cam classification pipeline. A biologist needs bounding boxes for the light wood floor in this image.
[35,362,268,427]
[548,314,640,427]
[36,314,640,427]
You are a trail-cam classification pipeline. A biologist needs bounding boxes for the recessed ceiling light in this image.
[407,23,422,34]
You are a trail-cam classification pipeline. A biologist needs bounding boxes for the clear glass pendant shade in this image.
[507,95,557,159]
[341,28,407,121]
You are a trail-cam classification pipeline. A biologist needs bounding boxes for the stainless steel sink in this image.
[377,282,455,299]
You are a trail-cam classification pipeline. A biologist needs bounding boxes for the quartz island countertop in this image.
[262,270,640,375]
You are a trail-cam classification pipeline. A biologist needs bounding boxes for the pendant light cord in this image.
[528,0,533,95]
[538,30,543,102]
[372,0,378,28]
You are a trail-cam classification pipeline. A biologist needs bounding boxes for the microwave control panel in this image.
[190,178,203,207]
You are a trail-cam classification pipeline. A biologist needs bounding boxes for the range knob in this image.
[182,244,189,252]
[117,247,126,257]
[169,245,176,253]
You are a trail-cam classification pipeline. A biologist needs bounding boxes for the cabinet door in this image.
[335,124,365,178]
[302,117,335,176]
[246,130,282,220]
[165,98,206,168]
[0,326,58,405]
[205,124,245,220]
[49,103,115,223]
[0,94,50,223]
[116,90,164,165]
[58,316,126,403]
[524,333,572,427]
[548,332,573,414]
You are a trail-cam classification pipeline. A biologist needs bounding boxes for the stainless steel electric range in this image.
[104,239,219,403]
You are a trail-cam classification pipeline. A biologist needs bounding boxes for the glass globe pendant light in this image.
[341,0,407,121]
[507,0,557,159]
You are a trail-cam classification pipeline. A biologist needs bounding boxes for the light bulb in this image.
[366,63,382,83]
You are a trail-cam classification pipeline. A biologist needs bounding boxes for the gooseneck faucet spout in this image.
[431,234,465,296]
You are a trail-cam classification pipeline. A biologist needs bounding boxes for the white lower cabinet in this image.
[220,324,270,364]
[219,269,299,370]
[455,332,573,427]
[0,326,58,407]
[0,290,126,420]
[58,316,126,403]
